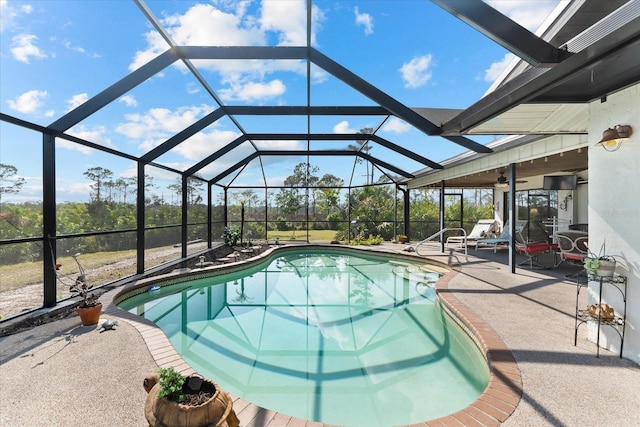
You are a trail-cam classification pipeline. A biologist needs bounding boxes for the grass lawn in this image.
[0,231,341,295]
[266,229,338,242]
[0,246,177,294]
[1,231,342,293]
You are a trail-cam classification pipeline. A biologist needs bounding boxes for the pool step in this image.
[392,264,439,286]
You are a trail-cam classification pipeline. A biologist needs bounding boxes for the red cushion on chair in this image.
[562,253,584,261]
[517,241,550,254]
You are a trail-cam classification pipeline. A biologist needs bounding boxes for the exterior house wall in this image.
[588,84,640,363]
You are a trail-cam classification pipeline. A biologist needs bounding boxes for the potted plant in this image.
[397,234,408,244]
[583,241,616,277]
[57,253,102,325]
[143,367,239,427]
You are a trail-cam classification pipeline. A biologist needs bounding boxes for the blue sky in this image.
[0,0,562,203]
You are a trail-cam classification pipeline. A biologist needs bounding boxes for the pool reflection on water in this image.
[119,249,489,427]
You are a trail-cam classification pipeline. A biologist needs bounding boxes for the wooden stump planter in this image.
[143,373,239,427]
[77,302,102,326]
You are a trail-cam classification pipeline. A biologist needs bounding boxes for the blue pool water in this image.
[119,248,489,426]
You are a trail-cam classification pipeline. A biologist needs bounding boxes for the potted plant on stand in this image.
[583,241,616,277]
[59,253,102,325]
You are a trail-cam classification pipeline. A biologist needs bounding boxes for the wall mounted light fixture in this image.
[596,125,633,151]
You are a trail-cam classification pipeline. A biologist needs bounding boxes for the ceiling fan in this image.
[497,171,508,186]
[496,170,527,187]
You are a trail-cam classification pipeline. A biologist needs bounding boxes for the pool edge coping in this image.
[104,244,522,427]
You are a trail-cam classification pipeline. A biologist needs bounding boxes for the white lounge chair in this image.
[446,219,497,248]
[475,220,527,253]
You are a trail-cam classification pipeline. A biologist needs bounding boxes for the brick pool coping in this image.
[106,247,521,426]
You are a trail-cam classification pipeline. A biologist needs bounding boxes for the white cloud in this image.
[482,1,561,84]
[66,93,89,112]
[382,117,411,133]
[174,129,243,161]
[484,53,515,82]
[1,0,32,33]
[261,0,307,46]
[129,1,326,101]
[129,30,168,72]
[11,33,47,63]
[186,83,200,95]
[253,139,303,150]
[118,94,138,107]
[354,7,373,36]
[115,104,216,151]
[6,89,48,114]
[399,54,433,89]
[56,179,92,202]
[64,125,114,153]
[129,3,263,71]
[63,39,85,54]
[333,120,356,134]
[486,1,560,32]
[218,79,286,102]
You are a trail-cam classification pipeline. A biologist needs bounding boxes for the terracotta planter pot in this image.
[77,303,102,326]
[144,374,239,427]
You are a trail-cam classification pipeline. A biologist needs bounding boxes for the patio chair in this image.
[475,220,527,253]
[446,219,497,248]
[555,230,589,266]
[514,230,552,269]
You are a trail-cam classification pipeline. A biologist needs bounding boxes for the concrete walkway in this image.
[1,243,638,426]
[437,248,638,426]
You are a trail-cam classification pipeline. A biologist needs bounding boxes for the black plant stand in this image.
[574,272,627,357]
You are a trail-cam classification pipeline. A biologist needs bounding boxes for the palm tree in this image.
[348,127,374,184]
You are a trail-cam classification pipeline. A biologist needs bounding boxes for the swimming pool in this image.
[118,247,489,426]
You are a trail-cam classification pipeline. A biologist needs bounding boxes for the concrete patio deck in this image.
[1,242,638,426]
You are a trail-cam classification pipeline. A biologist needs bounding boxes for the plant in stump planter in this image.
[143,367,239,427]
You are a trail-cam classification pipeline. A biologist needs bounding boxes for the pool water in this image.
[119,248,489,426]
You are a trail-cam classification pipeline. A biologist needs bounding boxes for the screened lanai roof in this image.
[1,0,638,197]
[409,0,639,188]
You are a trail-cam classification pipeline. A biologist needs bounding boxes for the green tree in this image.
[284,162,319,188]
[83,166,113,203]
[186,177,204,206]
[168,177,205,206]
[232,190,260,214]
[348,127,374,184]
[316,174,343,216]
[167,181,181,205]
[284,163,319,216]
[114,177,136,203]
[349,184,395,239]
[275,188,303,218]
[0,163,26,203]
